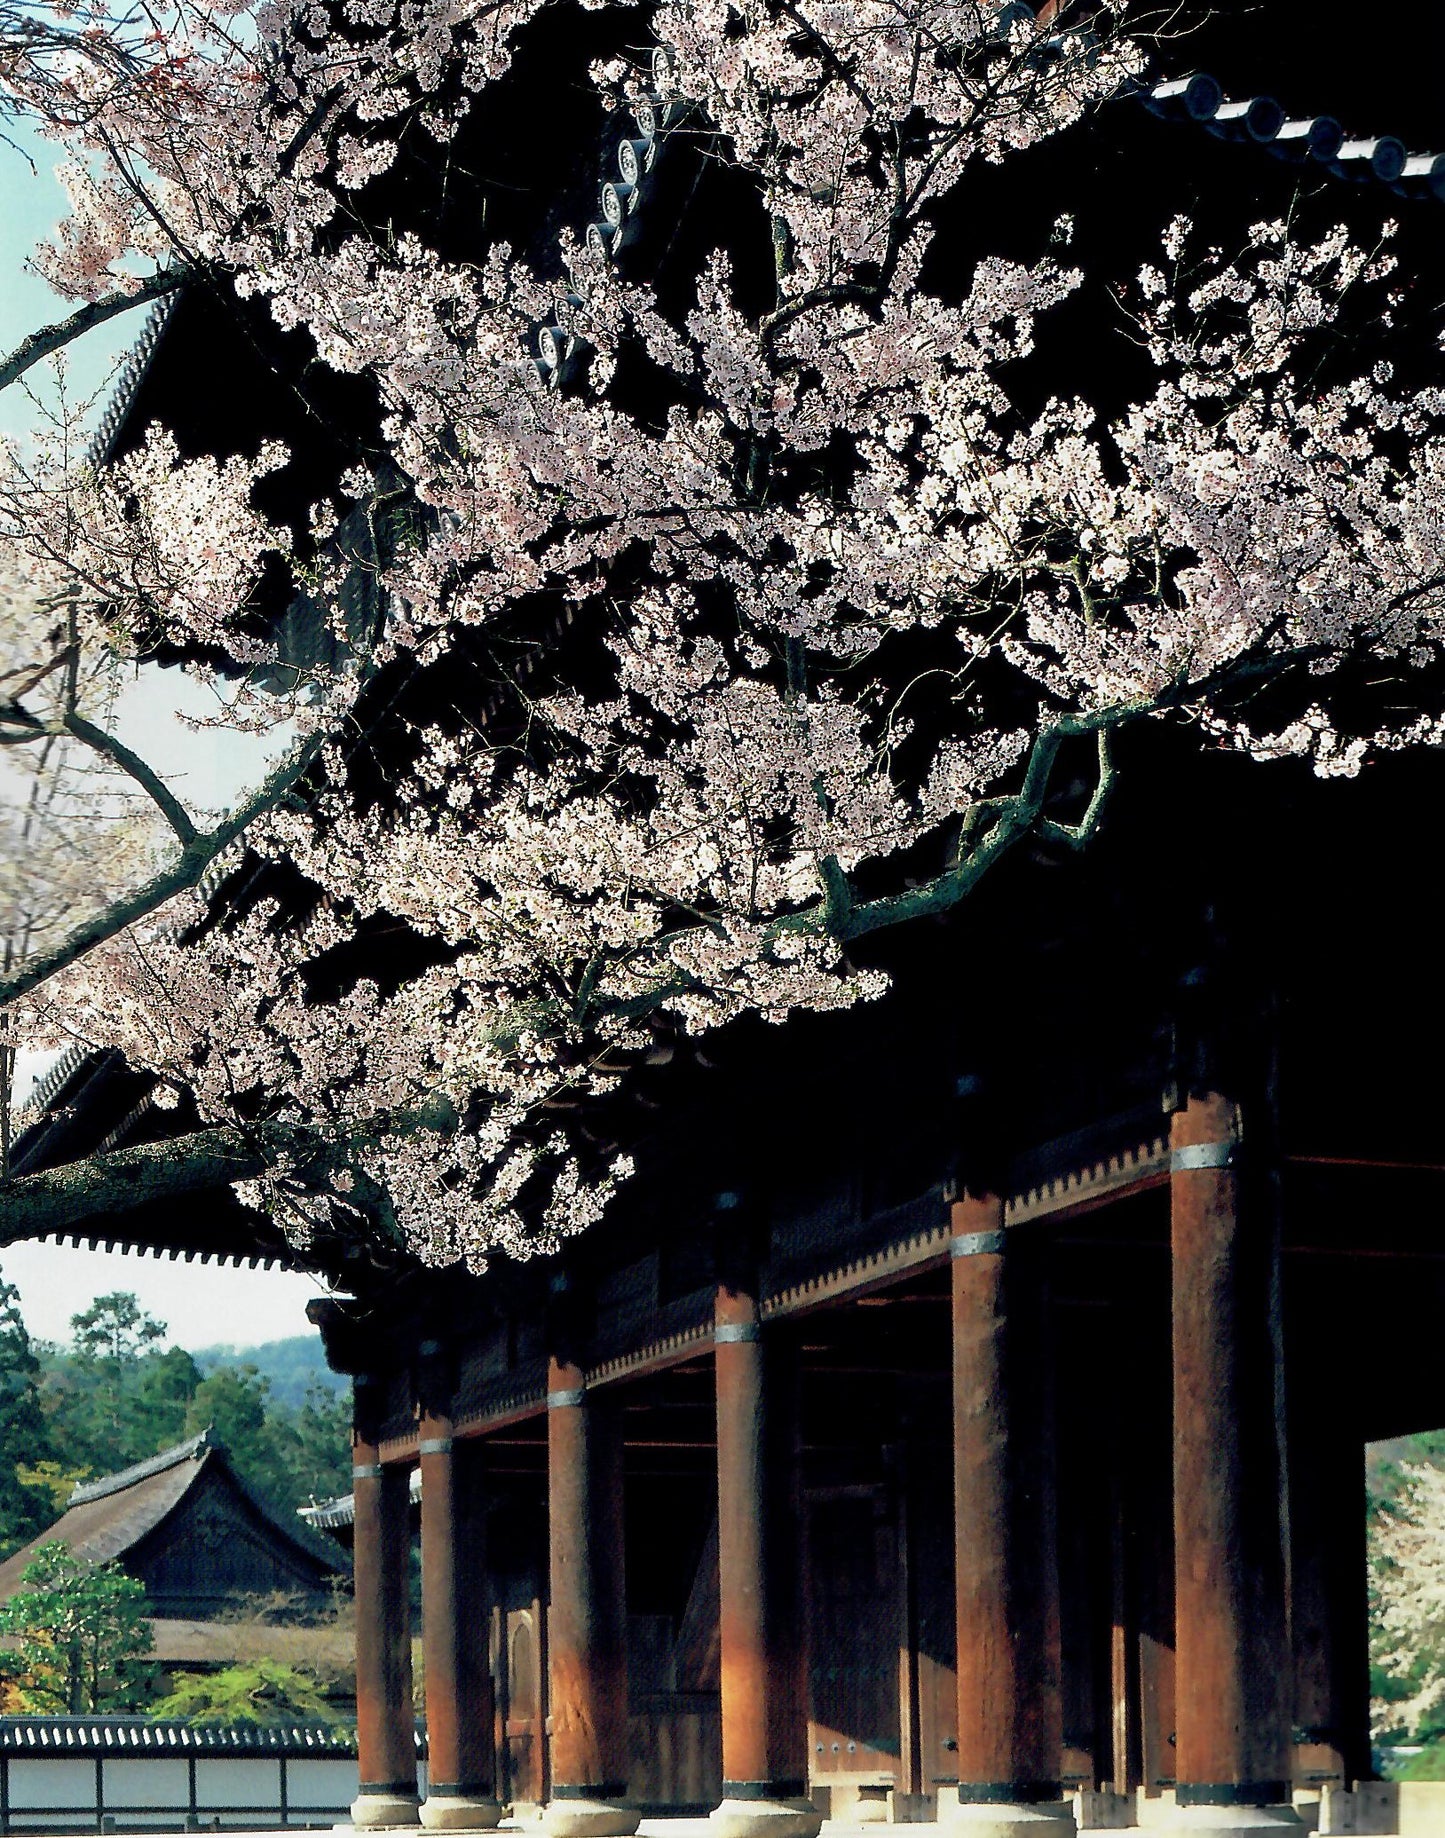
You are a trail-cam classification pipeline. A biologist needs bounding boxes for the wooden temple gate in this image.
[316,1077,1410,1838]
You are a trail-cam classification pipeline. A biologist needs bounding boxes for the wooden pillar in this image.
[419,1371,502,1831]
[1170,1094,1295,1831]
[352,1377,420,1829]
[710,1277,820,1838]
[1134,1334,1177,1803]
[542,1355,637,1838]
[1289,1410,1371,1793]
[947,1196,1072,1838]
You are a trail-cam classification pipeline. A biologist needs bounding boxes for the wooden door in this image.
[501,1603,547,1809]
[807,1489,902,1783]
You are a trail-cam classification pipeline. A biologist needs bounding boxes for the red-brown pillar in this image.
[352,1377,420,1829]
[419,1391,502,1831]
[947,1196,1072,1838]
[710,1278,819,1838]
[542,1356,637,1838]
[1170,1094,1296,1835]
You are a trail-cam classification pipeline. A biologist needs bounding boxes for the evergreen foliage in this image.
[0,1540,154,1713]
[193,1337,345,1410]
[0,1273,59,1556]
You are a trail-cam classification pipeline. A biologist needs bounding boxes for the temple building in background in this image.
[0,1432,351,1703]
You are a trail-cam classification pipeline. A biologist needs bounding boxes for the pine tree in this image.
[0,1269,57,1557]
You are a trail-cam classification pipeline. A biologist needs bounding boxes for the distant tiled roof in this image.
[0,1431,347,1605]
[0,1716,368,1756]
[300,1464,421,1532]
[147,1615,355,1674]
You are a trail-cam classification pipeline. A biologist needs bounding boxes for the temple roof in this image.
[300,1464,420,1535]
[0,1429,347,1605]
[6,1048,299,1266]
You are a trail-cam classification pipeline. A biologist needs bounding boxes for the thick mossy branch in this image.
[0,1125,265,1239]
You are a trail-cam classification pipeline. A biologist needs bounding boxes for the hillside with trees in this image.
[0,1272,351,1557]
[193,1334,346,1410]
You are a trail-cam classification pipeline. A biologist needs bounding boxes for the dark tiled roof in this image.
[0,1716,366,1755]
[85,291,179,467]
[68,1429,213,1507]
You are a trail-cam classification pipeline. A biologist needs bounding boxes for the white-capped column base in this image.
[940,1795,1077,1838]
[351,1792,423,1829]
[541,1798,640,1838]
[419,1794,504,1830]
[1164,1805,1305,1838]
[709,1797,824,1838]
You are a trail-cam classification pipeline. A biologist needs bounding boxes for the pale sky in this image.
[0,121,145,443]
[3,135,328,1351]
[0,1234,338,1352]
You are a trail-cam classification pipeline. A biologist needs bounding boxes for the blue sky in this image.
[0,123,146,443]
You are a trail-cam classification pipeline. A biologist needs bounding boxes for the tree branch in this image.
[62,709,198,846]
[0,1124,266,1240]
[0,727,326,1012]
[0,267,189,397]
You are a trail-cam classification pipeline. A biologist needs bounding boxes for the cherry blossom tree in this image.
[4,0,1445,1269]
[1372,1460,1445,1745]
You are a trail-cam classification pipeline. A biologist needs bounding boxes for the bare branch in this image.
[0,267,189,397]
[0,726,326,1012]
[62,708,198,846]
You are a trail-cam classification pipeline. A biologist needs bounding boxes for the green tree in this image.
[0,1270,57,1556]
[0,1542,154,1712]
[37,1293,196,1475]
[285,1382,353,1505]
[151,1657,336,1727]
[132,1346,204,1454]
[186,1365,291,1505]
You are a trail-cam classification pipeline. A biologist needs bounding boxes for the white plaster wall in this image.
[6,1757,96,1809]
[195,1757,282,1808]
[286,1757,358,1809]
[103,1757,191,1807]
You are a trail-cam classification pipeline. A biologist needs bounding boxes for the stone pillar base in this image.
[540,1798,639,1838]
[351,1792,423,1829]
[420,1794,504,1830]
[941,1797,1077,1838]
[709,1797,823,1838]
[1166,1806,1304,1838]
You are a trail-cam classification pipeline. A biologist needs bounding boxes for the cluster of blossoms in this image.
[7,0,1445,1263]
[1372,1462,1445,1742]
